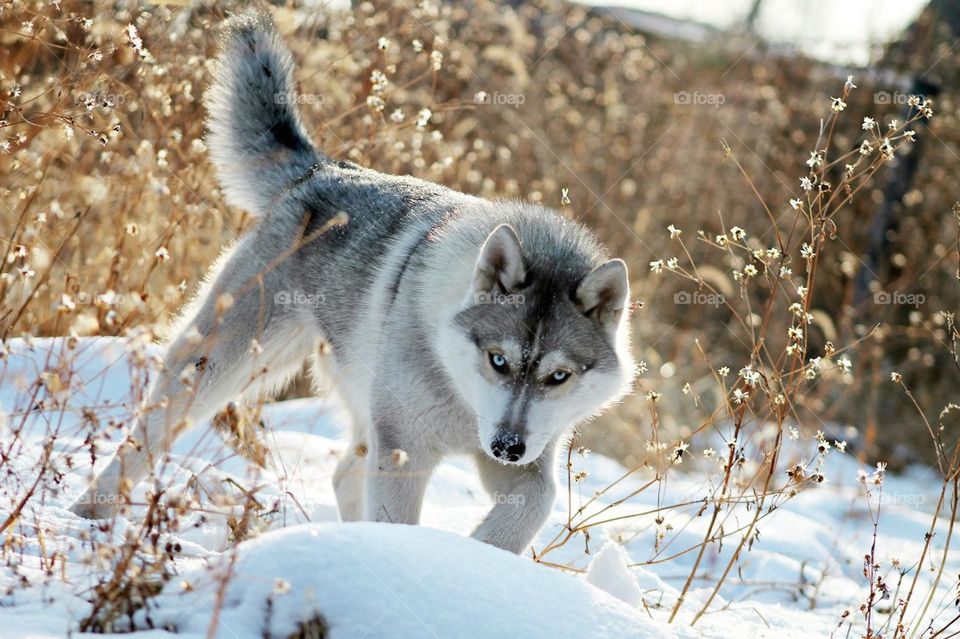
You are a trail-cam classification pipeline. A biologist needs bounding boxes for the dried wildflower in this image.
[800,243,816,260]
[377,37,391,51]
[573,470,589,482]
[389,109,405,123]
[416,108,432,129]
[649,259,664,274]
[789,198,802,210]
[155,246,170,262]
[779,266,792,278]
[743,264,757,278]
[830,96,846,112]
[715,233,728,246]
[806,151,822,168]
[646,391,661,402]
[125,24,149,60]
[672,442,690,463]
[366,95,385,113]
[667,224,681,239]
[718,366,730,378]
[560,188,571,206]
[879,138,894,160]
[370,70,389,94]
[872,462,887,485]
[862,117,876,131]
[739,365,760,385]
[412,39,424,53]
[787,463,806,481]
[730,226,746,241]
[859,140,873,156]
[430,50,443,71]
[890,371,902,383]
[788,326,803,341]
[800,177,813,191]
[58,294,76,313]
[733,388,749,404]
[838,356,852,373]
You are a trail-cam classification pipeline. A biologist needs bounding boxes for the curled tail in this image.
[206,13,321,216]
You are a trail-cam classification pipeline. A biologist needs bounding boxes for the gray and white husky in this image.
[72,14,635,554]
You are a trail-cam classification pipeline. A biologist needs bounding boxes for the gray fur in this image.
[71,14,636,554]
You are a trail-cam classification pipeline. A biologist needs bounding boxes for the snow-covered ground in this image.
[0,337,956,638]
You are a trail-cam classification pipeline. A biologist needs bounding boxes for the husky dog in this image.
[71,14,635,554]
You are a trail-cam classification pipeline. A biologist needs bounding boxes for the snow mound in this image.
[150,523,675,639]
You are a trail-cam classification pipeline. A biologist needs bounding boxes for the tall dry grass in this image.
[0,0,959,634]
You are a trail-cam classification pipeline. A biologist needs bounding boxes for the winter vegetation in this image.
[1,0,959,637]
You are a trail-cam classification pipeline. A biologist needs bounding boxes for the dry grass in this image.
[2,0,958,461]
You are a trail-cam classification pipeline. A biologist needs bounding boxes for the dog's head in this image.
[441,223,634,465]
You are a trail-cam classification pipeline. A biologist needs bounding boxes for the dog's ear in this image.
[576,259,629,328]
[472,224,526,294]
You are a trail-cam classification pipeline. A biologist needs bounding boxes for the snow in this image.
[0,337,957,638]
[149,523,674,638]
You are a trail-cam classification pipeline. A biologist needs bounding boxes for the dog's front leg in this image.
[364,425,437,526]
[471,444,558,554]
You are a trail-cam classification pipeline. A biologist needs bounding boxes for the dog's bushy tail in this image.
[207,13,322,216]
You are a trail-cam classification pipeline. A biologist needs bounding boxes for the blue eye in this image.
[546,370,570,385]
[488,352,509,374]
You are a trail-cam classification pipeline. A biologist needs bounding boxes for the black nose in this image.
[491,433,526,462]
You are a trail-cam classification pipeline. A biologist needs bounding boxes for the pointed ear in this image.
[472,224,526,294]
[576,259,629,328]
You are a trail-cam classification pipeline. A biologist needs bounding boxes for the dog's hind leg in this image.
[71,239,314,518]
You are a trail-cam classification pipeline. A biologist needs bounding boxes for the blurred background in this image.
[1,0,958,468]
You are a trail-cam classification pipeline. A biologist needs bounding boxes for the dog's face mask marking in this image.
[446,224,632,465]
